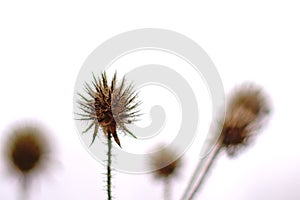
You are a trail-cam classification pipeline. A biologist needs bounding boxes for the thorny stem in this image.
[107,132,112,200]
[181,141,222,200]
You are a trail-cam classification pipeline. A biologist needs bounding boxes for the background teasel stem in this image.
[182,142,222,200]
[181,83,271,200]
[163,177,171,200]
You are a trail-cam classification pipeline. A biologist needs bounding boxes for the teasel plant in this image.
[3,122,51,200]
[76,72,141,200]
[150,145,182,200]
[181,83,271,200]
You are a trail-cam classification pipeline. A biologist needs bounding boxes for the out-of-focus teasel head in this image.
[181,83,272,200]
[76,72,141,147]
[3,122,50,191]
[220,83,271,156]
[151,146,181,180]
[150,145,182,200]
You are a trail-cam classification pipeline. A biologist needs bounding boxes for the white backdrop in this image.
[0,1,300,199]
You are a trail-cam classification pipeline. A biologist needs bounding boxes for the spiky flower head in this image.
[4,124,50,181]
[76,72,140,147]
[150,146,181,179]
[220,83,270,155]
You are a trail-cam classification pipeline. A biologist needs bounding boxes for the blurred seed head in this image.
[77,72,140,147]
[227,83,270,118]
[150,146,181,179]
[4,123,50,183]
[220,83,271,156]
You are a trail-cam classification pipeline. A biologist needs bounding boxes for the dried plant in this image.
[76,72,140,200]
[181,83,271,200]
[3,123,50,200]
[150,146,181,200]
[221,83,270,155]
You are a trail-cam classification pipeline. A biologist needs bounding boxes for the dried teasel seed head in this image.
[4,124,50,178]
[150,146,181,179]
[227,83,270,118]
[220,83,271,156]
[76,72,141,147]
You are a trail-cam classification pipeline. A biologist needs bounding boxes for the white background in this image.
[1,1,300,200]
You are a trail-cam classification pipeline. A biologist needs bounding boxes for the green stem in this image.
[107,132,112,200]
